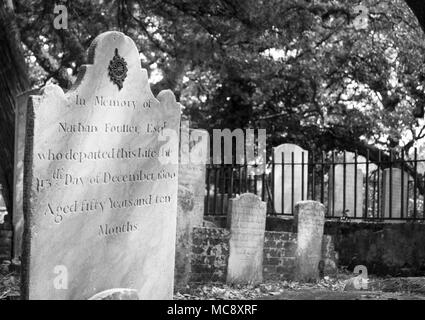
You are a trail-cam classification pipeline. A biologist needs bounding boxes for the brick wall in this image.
[191,227,230,282]
[190,227,338,283]
[262,231,297,280]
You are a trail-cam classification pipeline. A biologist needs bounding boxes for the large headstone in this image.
[13,89,39,260]
[22,31,181,300]
[328,164,363,217]
[382,168,409,219]
[294,201,325,282]
[273,144,308,214]
[226,193,266,285]
[175,124,208,288]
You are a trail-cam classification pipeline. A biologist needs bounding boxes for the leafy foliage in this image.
[11,0,425,159]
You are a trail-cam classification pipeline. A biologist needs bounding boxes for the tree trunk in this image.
[0,1,30,214]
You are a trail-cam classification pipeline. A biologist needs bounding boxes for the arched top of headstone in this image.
[295,200,325,211]
[273,143,307,156]
[342,151,356,162]
[231,193,266,209]
[383,167,413,181]
[34,31,180,119]
[273,143,308,162]
[233,192,260,201]
[73,31,146,92]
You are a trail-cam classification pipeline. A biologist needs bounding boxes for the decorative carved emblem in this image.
[108,48,128,90]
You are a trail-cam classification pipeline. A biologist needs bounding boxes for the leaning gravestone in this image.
[175,123,208,288]
[294,201,325,282]
[226,193,266,285]
[329,164,363,217]
[273,144,308,215]
[22,31,181,300]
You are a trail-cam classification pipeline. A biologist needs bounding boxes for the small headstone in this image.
[175,124,208,288]
[22,31,181,300]
[273,144,308,214]
[294,201,325,282]
[382,168,409,219]
[329,164,363,217]
[226,193,266,285]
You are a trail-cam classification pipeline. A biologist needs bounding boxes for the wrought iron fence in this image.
[204,148,425,221]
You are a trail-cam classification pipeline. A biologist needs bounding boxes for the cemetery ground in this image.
[3,268,425,300]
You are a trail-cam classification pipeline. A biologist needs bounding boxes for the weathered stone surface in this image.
[273,144,308,215]
[294,201,325,282]
[175,124,208,288]
[329,164,363,217]
[382,168,409,219]
[13,89,39,260]
[226,193,266,285]
[22,31,181,300]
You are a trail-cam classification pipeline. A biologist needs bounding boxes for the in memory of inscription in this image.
[22,31,181,300]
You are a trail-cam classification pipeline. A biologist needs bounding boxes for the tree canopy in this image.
[7,0,425,161]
